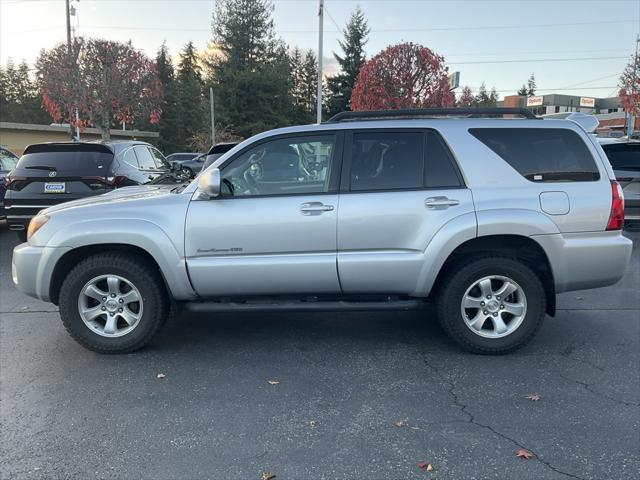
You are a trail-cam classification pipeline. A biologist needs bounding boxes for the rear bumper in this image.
[12,243,71,302]
[533,231,633,293]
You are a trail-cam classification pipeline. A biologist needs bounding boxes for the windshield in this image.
[0,151,18,171]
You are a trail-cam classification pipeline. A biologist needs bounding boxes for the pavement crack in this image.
[559,373,640,408]
[421,352,588,480]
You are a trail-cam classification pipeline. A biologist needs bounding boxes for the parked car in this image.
[0,146,19,219]
[4,140,183,240]
[203,142,239,169]
[12,108,632,355]
[173,153,206,177]
[599,139,640,222]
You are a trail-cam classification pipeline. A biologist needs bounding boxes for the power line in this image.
[71,18,635,35]
[448,56,627,65]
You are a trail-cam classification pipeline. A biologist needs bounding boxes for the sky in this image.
[1,0,639,100]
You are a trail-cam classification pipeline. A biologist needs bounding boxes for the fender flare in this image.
[48,218,197,300]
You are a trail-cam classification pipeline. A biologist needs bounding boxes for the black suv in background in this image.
[600,140,640,223]
[4,140,183,240]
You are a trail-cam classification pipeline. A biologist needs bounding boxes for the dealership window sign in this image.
[526,96,544,107]
[579,97,595,108]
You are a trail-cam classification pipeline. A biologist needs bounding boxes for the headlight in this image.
[27,214,49,240]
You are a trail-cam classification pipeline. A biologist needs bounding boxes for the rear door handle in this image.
[300,202,334,215]
[425,196,460,209]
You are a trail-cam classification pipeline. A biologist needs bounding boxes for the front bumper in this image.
[12,243,71,302]
[533,230,633,293]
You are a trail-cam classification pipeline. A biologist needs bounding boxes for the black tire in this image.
[58,252,169,354]
[182,167,194,178]
[436,256,546,354]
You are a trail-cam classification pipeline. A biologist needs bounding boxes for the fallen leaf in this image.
[261,472,276,480]
[426,464,433,472]
[526,393,541,401]
[417,462,431,469]
[515,448,534,460]
[394,419,407,428]
[267,380,279,385]
[410,426,421,430]
[309,420,317,428]
[156,373,166,379]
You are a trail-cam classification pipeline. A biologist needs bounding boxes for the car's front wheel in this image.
[436,257,546,354]
[58,252,168,353]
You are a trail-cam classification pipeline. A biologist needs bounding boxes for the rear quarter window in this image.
[469,128,600,182]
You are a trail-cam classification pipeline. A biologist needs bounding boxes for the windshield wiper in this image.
[25,165,57,171]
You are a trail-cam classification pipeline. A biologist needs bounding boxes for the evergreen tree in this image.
[475,83,490,106]
[489,87,499,107]
[0,59,49,123]
[326,6,369,117]
[517,85,528,96]
[289,47,318,123]
[155,43,182,153]
[457,86,476,107]
[207,0,293,138]
[527,73,536,96]
[176,41,206,150]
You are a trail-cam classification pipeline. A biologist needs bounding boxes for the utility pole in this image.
[65,0,80,140]
[316,0,324,124]
[210,87,216,146]
[628,34,639,137]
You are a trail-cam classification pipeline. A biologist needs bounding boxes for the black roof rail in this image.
[326,107,538,123]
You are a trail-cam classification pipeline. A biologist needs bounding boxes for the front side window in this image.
[134,146,157,170]
[469,128,600,182]
[150,148,170,170]
[350,131,424,191]
[221,135,335,197]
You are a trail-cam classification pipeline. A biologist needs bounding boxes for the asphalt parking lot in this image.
[1,221,638,480]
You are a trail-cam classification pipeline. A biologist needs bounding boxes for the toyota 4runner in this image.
[11,108,633,354]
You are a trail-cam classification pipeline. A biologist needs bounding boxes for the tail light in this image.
[606,180,624,231]
[82,175,129,189]
[4,176,27,191]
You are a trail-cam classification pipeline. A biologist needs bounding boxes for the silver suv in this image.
[11,108,632,354]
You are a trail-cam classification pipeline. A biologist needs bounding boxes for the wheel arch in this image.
[432,234,556,317]
[49,244,170,305]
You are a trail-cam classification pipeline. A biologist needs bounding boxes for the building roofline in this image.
[0,121,159,138]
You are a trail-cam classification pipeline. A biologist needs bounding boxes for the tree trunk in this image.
[99,126,110,141]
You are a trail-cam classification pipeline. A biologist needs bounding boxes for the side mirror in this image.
[198,168,221,198]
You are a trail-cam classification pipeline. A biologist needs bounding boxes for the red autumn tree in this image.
[350,42,454,111]
[37,37,162,140]
[619,51,639,117]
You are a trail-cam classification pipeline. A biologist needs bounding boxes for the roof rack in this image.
[326,107,538,123]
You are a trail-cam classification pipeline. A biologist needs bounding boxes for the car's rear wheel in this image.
[58,252,168,353]
[182,167,194,178]
[436,257,546,354]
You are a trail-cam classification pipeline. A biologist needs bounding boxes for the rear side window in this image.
[602,143,640,172]
[469,128,599,182]
[17,147,113,176]
[425,131,463,188]
[350,131,424,191]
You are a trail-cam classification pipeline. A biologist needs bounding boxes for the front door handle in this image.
[300,202,334,215]
[425,196,460,209]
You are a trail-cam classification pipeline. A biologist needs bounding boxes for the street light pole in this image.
[210,87,216,146]
[316,0,324,124]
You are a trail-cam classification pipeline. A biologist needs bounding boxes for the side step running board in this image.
[182,299,430,313]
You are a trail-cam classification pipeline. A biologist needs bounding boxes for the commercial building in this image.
[0,122,159,156]
[500,94,635,135]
